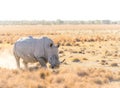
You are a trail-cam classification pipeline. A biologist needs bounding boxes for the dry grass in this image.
[0,66,120,88]
[0,25,120,88]
[110,63,118,67]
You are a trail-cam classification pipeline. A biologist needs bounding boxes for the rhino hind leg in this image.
[23,61,28,69]
[14,55,20,69]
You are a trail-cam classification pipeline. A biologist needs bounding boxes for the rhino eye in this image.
[50,43,53,47]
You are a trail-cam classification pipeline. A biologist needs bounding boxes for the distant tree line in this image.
[0,19,120,25]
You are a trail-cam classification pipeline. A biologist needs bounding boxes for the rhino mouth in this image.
[49,59,65,69]
[49,64,59,69]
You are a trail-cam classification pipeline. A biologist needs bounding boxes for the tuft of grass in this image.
[40,72,46,79]
[72,58,80,62]
[0,40,3,43]
[65,43,72,46]
[100,60,108,65]
[59,50,64,54]
[105,72,114,81]
[94,77,103,85]
[77,71,88,77]
[111,63,118,67]
[82,57,88,60]
[38,85,46,88]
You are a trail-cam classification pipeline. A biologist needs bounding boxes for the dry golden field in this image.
[0,25,120,88]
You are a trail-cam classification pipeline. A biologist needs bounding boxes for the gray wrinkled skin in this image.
[13,36,60,69]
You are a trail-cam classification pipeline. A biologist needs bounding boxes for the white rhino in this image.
[13,36,60,69]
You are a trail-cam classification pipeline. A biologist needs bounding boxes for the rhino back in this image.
[14,38,44,62]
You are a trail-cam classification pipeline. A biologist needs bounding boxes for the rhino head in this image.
[46,43,60,69]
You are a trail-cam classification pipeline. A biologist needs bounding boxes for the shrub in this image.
[111,63,118,67]
[72,58,80,62]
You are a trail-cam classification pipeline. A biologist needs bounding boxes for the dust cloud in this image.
[0,49,17,69]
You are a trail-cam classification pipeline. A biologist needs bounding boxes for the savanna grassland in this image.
[0,25,120,88]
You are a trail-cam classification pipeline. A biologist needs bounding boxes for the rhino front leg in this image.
[38,58,47,68]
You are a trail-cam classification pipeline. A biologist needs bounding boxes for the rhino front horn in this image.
[60,59,65,63]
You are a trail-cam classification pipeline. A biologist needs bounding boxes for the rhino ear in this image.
[56,43,60,48]
[50,43,53,47]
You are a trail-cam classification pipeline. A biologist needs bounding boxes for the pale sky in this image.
[0,0,120,21]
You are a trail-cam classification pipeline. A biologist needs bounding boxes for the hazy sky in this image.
[0,0,120,21]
